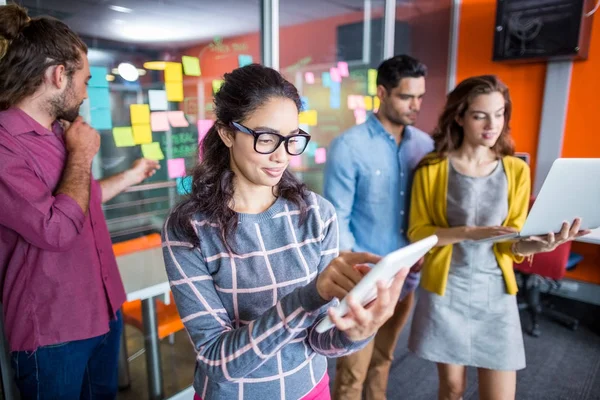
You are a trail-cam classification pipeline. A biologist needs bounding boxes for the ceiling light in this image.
[117,63,139,82]
[143,61,168,71]
[109,5,133,13]
[137,68,147,76]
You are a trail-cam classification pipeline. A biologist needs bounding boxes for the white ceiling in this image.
[19,0,386,48]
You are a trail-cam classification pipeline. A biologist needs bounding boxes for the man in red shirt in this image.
[0,4,159,398]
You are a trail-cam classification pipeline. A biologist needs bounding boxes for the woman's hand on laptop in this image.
[464,226,518,241]
[515,218,592,255]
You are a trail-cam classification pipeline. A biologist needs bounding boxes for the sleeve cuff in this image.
[53,194,86,232]
[298,278,330,312]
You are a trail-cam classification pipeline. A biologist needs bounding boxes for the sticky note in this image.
[112,127,135,147]
[166,82,184,102]
[88,87,111,109]
[176,176,193,195]
[165,62,183,82]
[330,67,342,83]
[198,119,214,142]
[374,96,380,112]
[364,96,373,111]
[238,54,253,67]
[354,109,367,125]
[167,158,186,179]
[167,111,189,128]
[148,90,168,111]
[89,66,109,88]
[305,142,318,157]
[212,79,224,94]
[181,56,201,76]
[315,148,327,164]
[300,96,309,111]
[347,95,364,110]
[330,81,341,109]
[90,108,113,130]
[132,124,153,144]
[130,104,150,125]
[150,112,170,132]
[321,72,331,88]
[141,142,165,161]
[368,69,378,96]
[298,110,317,126]
[305,72,315,84]
[289,156,302,168]
[337,61,349,77]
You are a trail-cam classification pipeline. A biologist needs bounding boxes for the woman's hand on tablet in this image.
[316,252,382,302]
[326,268,409,342]
[515,218,591,255]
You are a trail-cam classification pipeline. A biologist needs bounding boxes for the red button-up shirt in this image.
[0,108,126,352]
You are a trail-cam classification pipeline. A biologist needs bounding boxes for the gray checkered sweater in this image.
[162,193,370,399]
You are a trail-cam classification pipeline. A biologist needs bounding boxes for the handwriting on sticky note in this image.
[197,119,214,143]
[165,62,183,82]
[151,112,170,132]
[305,72,315,84]
[141,142,165,161]
[130,104,150,125]
[368,69,378,96]
[181,56,201,76]
[166,82,184,102]
[148,90,168,111]
[132,124,153,144]
[167,158,187,179]
[176,176,193,195]
[298,110,317,126]
[337,61,349,77]
[315,148,327,164]
[167,111,189,128]
[112,127,135,147]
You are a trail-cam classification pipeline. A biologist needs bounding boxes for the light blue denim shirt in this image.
[324,114,434,297]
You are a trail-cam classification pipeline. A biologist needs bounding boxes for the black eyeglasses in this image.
[229,121,311,156]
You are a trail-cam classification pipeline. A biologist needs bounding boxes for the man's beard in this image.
[49,79,81,122]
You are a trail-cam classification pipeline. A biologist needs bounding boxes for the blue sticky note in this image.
[90,108,113,130]
[321,72,331,88]
[238,54,253,67]
[329,81,341,109]
[89,66,109,88]
[88,87,111,109]
[176,176,193,195]
[306,141,318,157]
[300,96,309,111]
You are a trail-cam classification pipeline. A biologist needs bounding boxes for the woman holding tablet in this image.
[162,64,407,400]
[407,75,585,400]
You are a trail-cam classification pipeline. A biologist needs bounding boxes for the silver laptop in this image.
[475,158,600,243]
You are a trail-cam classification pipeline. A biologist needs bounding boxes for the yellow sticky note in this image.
[130,104,150,125]
[367,69,377,96]
[182,56,201,76]
[166,82,184,102]
[212,79,224,94]
[165,62,183,82]
[132,124,153,144]
[141,142,165,161]
[112,127,135,147]
[364,96,373,111]
[298,110,317,126]
[374,96,380,111]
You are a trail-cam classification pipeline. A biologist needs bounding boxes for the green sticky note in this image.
[112,127,135,147]
[212,79,224,94]
[141,142,165,160]
[182,56,201,76]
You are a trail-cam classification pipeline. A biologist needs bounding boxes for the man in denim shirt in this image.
[325,55,434,400]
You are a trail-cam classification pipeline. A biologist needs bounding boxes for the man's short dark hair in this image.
[376,55,427,91]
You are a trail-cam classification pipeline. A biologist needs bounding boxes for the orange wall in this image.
[456,0,547,180]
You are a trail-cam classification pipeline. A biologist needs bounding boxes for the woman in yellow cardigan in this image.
[407,75,586,400]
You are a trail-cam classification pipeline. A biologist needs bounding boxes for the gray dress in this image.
[408,160,526,371]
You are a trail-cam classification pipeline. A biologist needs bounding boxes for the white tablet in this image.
[315,235,438,333]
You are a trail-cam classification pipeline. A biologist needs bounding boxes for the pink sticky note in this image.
[197,119,214,143]
[305,72,315,84]
[330,67,342,83]
[354,109,367,125]
[167,158,186,179]
[289,156,302,168]
[167,111,190,128]
[150,112,170,132]
[314,148,327,164]
[337,61,349,77]
[347,95,364,110]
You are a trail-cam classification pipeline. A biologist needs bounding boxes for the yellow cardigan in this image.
[408,154,531,296]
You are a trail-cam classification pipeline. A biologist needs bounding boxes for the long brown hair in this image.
[431,75,515,159]
[0,4,88,110]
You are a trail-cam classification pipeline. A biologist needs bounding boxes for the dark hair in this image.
[0,4,88,110]
[169,64,309,248]
[376,54,427,91]
[430,75,514,160]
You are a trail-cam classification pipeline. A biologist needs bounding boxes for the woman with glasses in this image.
[162,64,407,400]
